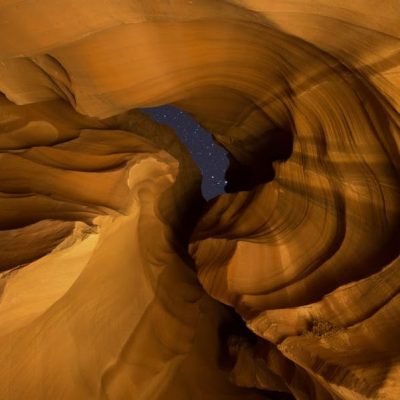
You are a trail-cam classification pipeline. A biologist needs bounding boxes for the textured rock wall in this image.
[0,95,265,400]
[0,1,399,399]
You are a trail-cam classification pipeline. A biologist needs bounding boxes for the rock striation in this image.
[0,95,266,400]
[0,1,399,399]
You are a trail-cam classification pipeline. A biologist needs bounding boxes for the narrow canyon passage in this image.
[0,1,399,400]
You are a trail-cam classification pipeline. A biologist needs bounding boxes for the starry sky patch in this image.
[141,105,228,200]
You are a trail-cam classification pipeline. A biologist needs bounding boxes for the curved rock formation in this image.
[0,1,399,399]
[0,95,266,400]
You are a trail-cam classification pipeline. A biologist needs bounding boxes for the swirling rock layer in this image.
[0,1,399,399]
[0,96,266,400]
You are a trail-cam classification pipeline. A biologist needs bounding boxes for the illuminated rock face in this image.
[0,1,399,399]
[0,97,264,400]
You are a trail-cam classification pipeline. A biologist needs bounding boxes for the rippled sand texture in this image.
[0,1,399,399]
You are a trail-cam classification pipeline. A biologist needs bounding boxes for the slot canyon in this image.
[0,1,399,399]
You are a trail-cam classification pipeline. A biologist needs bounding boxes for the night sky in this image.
[141,105,228,200]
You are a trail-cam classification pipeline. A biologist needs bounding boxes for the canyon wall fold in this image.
[0,96,265,400]
[0,1,399,399]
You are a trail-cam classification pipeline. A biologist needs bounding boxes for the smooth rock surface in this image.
[0,1,399,399]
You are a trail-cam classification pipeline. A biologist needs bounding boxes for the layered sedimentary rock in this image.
[0,95,266,400]
[0,1,399,399]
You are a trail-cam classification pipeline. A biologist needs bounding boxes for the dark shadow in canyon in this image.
[225,126,293,193]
